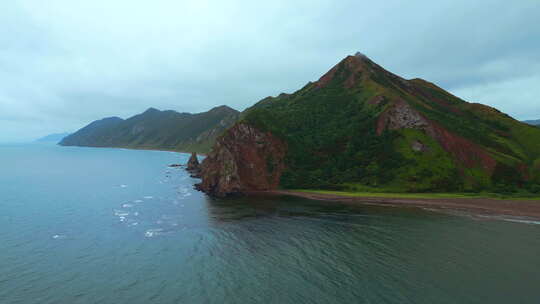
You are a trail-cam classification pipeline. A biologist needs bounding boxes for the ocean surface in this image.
[1,143,540,304]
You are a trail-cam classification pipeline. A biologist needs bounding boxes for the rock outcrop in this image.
[376,98,496,172]
[195,123,287,197]
[376,98,429,135]
[186,152,201,177]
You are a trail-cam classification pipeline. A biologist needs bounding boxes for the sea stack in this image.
[186,152,201,178]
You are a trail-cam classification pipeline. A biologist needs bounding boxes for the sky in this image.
[1,0,539,142]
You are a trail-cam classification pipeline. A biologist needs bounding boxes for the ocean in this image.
[1,143,539,303]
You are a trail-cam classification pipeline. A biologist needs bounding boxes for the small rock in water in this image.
[186,152,201,178]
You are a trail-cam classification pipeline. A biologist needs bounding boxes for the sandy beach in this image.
[266,190,540,219]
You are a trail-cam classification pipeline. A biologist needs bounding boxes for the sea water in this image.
[1,143,539,304]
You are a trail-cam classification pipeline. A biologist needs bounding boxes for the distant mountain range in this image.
[60,106,239,153]
[35,132,71,143]
[524,119,540,126]
[196,53,540,196]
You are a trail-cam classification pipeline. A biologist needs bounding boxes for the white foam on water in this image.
[130,222,139,226]
[144,196,153,199]
[122,203,134,208]
[144,228,163,238]
[134,212,139,216]
[119,184,128,188]
[476,214,540,226]
[114,211,129,217]
[503,218,540,225]
[52,234,66,239]
[119,216,126,222]
[134,200,143,203]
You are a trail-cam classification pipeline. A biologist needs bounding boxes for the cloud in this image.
[453,74,540,120]
[0,0,539,141]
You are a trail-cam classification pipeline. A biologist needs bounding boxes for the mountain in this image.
[59,106,240,153]
[35,132,71,143]
[524,119,540,126]
[197,53,540,196]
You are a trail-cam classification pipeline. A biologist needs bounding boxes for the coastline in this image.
[57,144,207,156]
[265,190,540,220]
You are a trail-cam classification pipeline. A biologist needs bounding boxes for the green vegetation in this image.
[60,106,239,153]
[244,73,407,190]
[240,55,540,194]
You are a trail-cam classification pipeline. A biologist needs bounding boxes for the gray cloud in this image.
[1,0,539,142]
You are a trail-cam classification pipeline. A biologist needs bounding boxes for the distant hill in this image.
[197,53,540,196]
[524,119,540,126]
[35,132,71,143]
[59,106,240,153]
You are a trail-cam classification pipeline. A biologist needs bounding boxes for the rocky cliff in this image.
[195,123,286,197]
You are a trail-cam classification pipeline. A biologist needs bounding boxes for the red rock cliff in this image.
[195,123,287,197]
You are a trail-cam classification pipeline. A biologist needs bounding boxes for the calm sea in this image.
[1,143,539,304]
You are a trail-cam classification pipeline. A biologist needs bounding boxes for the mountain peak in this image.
[316,52,378,88]
[143,107,160,114]
[354,51,370,60]
[343,52,372,66]
[315,52,407,90]
[208,105,239,114]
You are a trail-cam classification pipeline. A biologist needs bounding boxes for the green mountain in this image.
[524,119,540,126]
[197,53,540,196]
[60,106,240,153]
[35,132,71,143]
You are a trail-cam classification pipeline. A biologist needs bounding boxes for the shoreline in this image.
[264,190,540,220]
[57,144,207,156]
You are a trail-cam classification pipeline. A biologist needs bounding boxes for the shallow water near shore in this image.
[1,143,540,304]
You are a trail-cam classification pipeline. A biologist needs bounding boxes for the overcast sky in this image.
[1,0,539,142]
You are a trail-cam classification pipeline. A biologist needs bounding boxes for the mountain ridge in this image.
[35,132,71,143]
[196,53,540,196]
[524,119,540,126]
[60,106,240,153]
